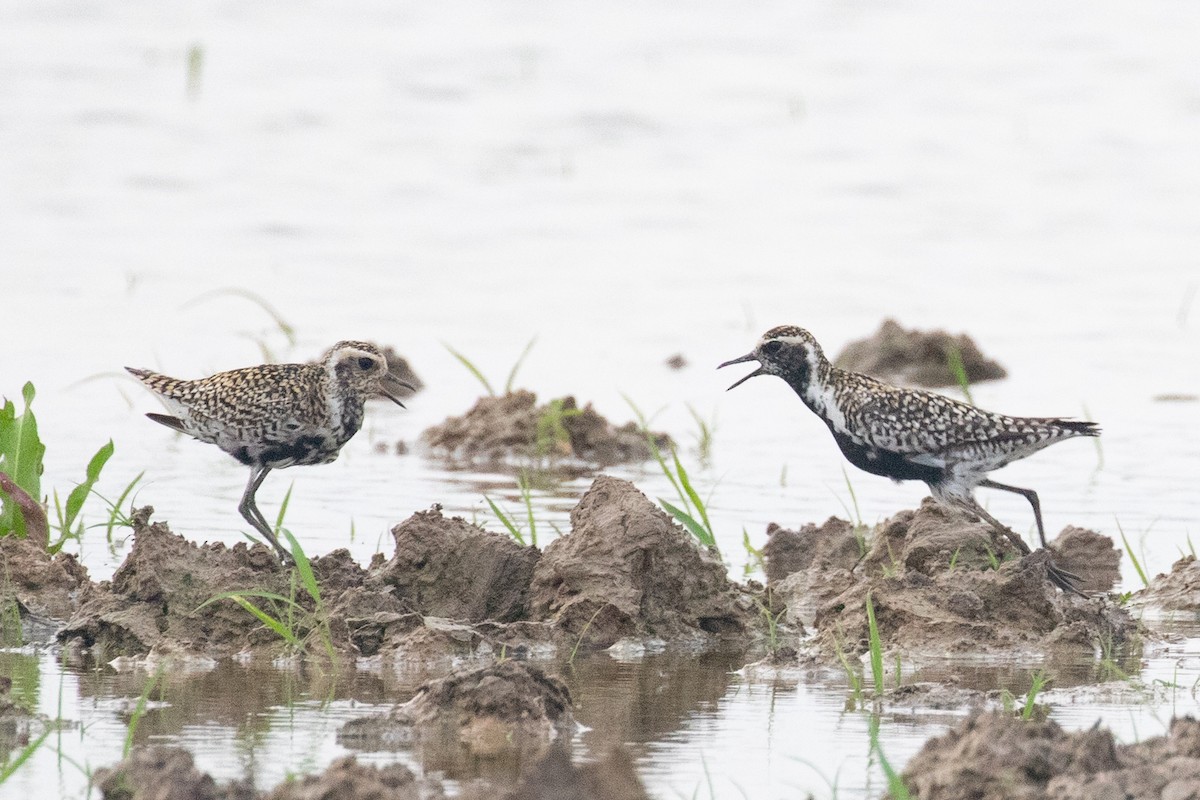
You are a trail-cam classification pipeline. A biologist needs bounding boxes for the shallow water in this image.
[2,0,1200,797]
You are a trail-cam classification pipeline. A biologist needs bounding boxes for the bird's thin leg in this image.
[978,479,1047,549]
[950,494,1032,556]
[949,493,1084,596]
[238,467,294,566]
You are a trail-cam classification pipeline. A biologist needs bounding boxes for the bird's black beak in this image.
[380,373,416,408]
[717,352,767,391]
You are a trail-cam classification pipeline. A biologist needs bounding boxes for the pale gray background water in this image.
[2,0,1199,797]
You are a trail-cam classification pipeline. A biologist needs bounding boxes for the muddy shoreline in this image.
[5,473,1194,797]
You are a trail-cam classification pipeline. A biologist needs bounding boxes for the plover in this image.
[719,325,1098,593]
[127,341,413,564]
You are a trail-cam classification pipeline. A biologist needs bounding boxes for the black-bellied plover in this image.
[719,325,1098,594]
[127,341,414,564]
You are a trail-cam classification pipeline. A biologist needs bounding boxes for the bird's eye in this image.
[357,357,374,370]
[763,341,783,356]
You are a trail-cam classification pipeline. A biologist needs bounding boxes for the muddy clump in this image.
[341,660,572,780]
[94,745,256,800]
[772,499,1138,661]
[58,507,297,660]
[895,711,1200,799]
[265,757,445,800]
[382,506,539,623]
[833,318,1007,387]
[57,508,406,662]
[422,390,670,465]
[376,344,423,394]
[1050,525,1122,594]
[0,530,89,641]
[1133,555,1200,611]
[762,517,863,585]
[528,476,757,649]
[94,746,445,800]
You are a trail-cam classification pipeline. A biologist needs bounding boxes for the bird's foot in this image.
[1025,549,1087,597]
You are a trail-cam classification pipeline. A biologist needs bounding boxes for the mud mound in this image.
[0,530,89,640]
[382,506,539,623]
[895,711,1200,800]
[422,391,669,465]
[377,344,423,394]
[264,756,443,800]
[458,746,651,800]
[1134,555,1200,611]
[58,508,294,659]
[1050,525,1122,594]
[773,500,1138,661]
[833,318,1007,387]
[94,745,255,800]
[528,476,756,649]
[341,660,572,770]
[762,517,862,585]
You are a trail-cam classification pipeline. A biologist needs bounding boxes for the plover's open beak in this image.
[380,373,416,408]
[717,353,766,391]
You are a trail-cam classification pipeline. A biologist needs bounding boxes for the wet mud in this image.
[767,499,1137,661]
[833,318,1008,387]
[12,473,1172,799]
[0,530,90,643]
[58,477,759,665]
[1133,554,1200,612]
[422,390,670,465]
[93,746,442,800]
[895,711,1200,800]
[528,475,758,649]
[341,660,572,782]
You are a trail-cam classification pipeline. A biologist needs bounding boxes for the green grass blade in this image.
[104,471,145,543]
[1115,519,1149,588]
[504,335,538,394]
[443,343,495,396]
[621,394,684,502]
[485,496,525,545]
[280,528,322,610]
[1022,670,1049,720]
[0,727,49,783]
[866,592,884,695]
[519,473,537,548]
[232,595,302,648]
[63,439,114,532]
[660,498,715,548]
[673,449,714,542]
[946,343,974,405]
[273,482,294,536]
[183,288,296,346]
[840,466,863,528]
[0,383,46,538]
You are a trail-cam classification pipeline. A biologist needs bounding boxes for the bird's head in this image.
[324,341,414,407]
[718,325,827,390]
